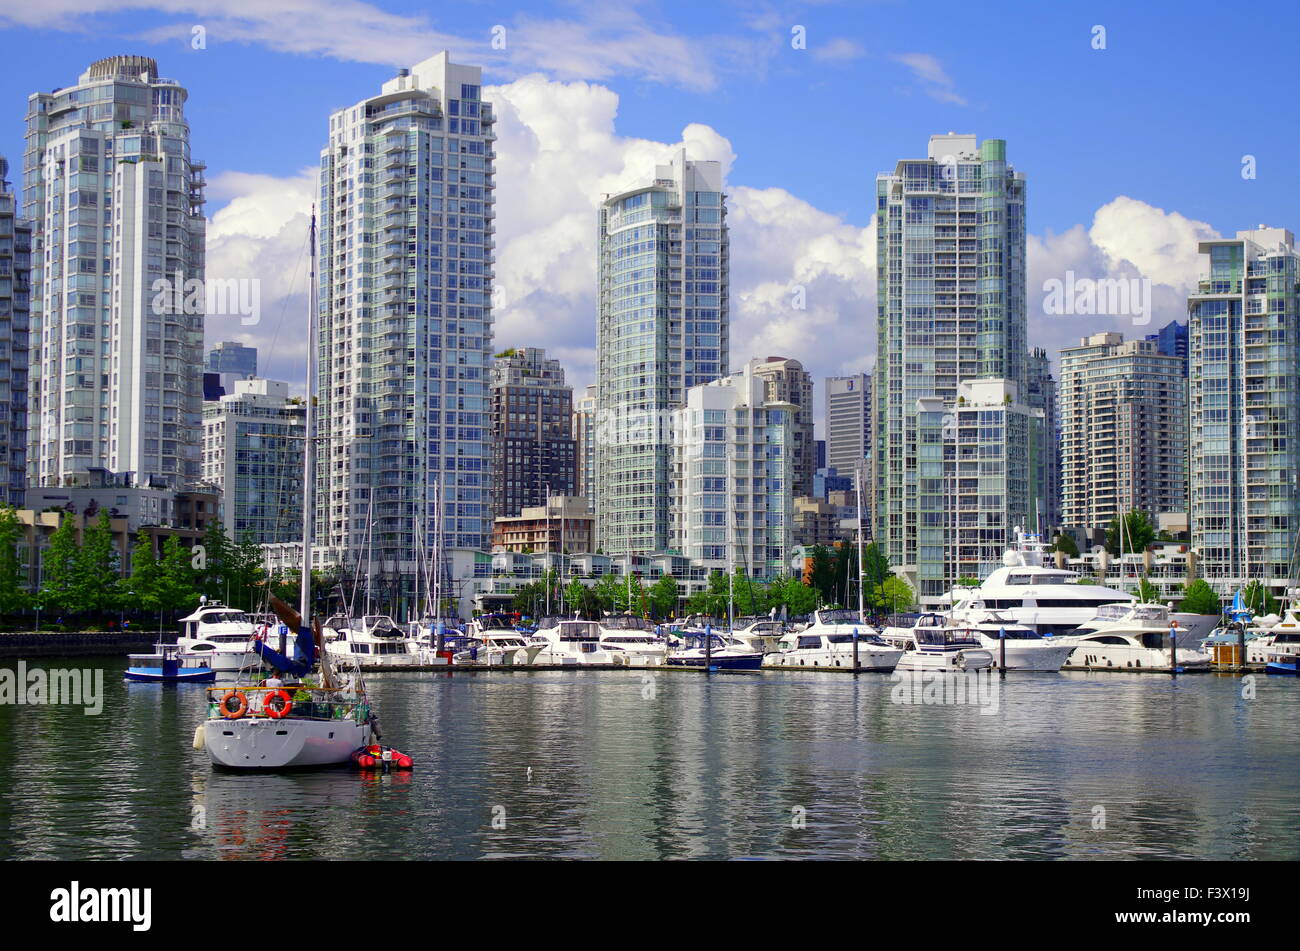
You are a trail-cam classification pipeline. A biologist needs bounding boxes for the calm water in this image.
[0,659,1296,860]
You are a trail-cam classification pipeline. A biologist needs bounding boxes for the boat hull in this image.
[896,648,993,673]
[204,717,372,769]
[125,667,215,683]
[762,648,901,672]
[1064,646,1211,672]
[977,639,1076,671]
[667,653,763,671]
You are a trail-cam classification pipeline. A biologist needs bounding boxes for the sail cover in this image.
[253,625,317,676]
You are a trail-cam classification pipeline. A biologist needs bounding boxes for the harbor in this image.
[1,656,1296,861]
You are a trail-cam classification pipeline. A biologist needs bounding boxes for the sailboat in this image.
[197,210,379,769]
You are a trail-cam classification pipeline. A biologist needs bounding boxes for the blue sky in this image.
[1,0,1296,402]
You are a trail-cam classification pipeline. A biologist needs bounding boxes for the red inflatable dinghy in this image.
[351,744,414,770]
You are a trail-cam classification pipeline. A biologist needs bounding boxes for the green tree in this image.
[156,535,200,614]
[594,573,623,614]
[1242,579,1278,616]
[1180,578,1221,615]
[73,511,120,616]
[0,505,29,614]
[955,576,982,588]
[39,513,80,614]
[877,575,914,613]
[1105,510,1156,556]
[126,531,163,613]
[768,575,818,616]
[808,545,836,603]
[648,574,680,619]
[564,577,586,614]
[1053,532,1080,557]
[862,543,892,591]
[686,570,730,617]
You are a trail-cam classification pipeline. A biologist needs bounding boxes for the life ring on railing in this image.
[264,689,293,719]
[220,690,249,719]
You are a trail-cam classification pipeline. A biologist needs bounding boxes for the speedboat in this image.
[125,643,215,683]
[599,614,669,666]
[667,631,764,671]
[762,609,903,671]
[176,602,263,673]
[532,618,630,666]
[322,614,424,668]
[1064,603,1210,672]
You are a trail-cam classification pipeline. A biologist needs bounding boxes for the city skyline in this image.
[3,2,1294,423]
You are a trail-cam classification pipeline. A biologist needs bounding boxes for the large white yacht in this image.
[598,615,669,666]
[322,614,424,668]
[177,602,263,674]
[728,617,788,654]
[455,615,542,666]
[532,618,630,666]
[1064,603,1210,671]
[945,532,1218,641]
[763,609,903,672]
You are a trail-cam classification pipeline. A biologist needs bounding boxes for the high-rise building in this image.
[25,56,207,489]
[573,383,597,513]
[874,134,1028,600]
[596,151,728,556]
[201,378,304,544]
[0,156,31,505]
[917,379,1043,594]
[489,347,576,519]
[1025,347,1061,533]
[207,340,257,376]
[752,356,813,497]
[825,373,871,481]
[1188,226,1300,596]
[670,360,792,578]
[316,53,495,602]
[1145,319,1188,375]
[1058,332,1186,545]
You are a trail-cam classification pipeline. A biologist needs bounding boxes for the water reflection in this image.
[1,661,1297,860]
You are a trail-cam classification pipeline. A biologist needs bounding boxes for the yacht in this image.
[599,615,669,666]
[455,615,542,666]
[1245,609,1300,665]
[887,624,993,673]
[763,609,903,671]
[957,608,1076,671]
[322,614,424,668]
[728,617,788,654]
[946,531,1218,641]
[532,618,630,666]
[667,631,764,671]
[177,602,263,674]
[1064,603,1210,672]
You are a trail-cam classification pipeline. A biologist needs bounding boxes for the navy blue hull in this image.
[667,655,763,671]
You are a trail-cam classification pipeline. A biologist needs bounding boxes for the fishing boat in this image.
[198,211,379,769]
[666,631,764,671]
[763,609,902,671]
[124,643,215,683]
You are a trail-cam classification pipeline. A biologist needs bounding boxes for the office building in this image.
[489,346,576,519]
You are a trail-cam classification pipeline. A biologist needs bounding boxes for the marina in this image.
[0,656,1296,860]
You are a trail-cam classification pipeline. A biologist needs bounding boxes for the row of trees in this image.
[0,507,272,624]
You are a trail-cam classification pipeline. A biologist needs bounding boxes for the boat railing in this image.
[206,685,370,724]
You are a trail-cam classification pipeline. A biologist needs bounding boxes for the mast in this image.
[299,208,317,625]
[856,459,866,623]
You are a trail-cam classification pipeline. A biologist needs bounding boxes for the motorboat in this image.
[532,618,630,666]
[667,631,764,671]
[888,624,993,673]
[762,609,903,671]
[176,602,263,673]
[957,608,1076,671]
[322,614,424,668]
[599,614,669,666]
[124,643,215,683]
[1064,603,1210,671]
[455,615,543,666]
[728,617,788,654]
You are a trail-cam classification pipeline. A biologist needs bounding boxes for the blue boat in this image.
[666,631,764,671]
[124,644,216,683]
[1265,653,1300,675]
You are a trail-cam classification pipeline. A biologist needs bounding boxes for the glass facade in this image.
[0,160,30,505]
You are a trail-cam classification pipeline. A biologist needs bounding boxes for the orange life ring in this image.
[220,690,249,719]
[264,689,293,719]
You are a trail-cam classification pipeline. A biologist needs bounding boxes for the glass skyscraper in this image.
[595,151,728,557]
[24,55,206,489]
[316,53,494,605]
[1188,226,1300,597]
[874,134,1028,600]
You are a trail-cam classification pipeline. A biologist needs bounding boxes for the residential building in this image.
[201,377,304,544]
[25,55,206,489]
[0,156,31,505]
[753,356,814,496]
[573,383,597,513]
[314,53,496,614]
[491,495,594,553]
[874,134,1028,600]
[1059,332,1187,546]
[489,346,576,519]
[1188,226,1300,597]
[596,151,728,557]
[670,360,793,579]
[1025,346,1060,533]
[1146,319,1189,375]
[791,495,852,548]
[825,373,870,481]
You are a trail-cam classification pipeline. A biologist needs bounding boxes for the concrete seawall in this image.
[0,631,176,657]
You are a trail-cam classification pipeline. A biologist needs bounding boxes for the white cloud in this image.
[813,38,865,63]
[892,52,967,106]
